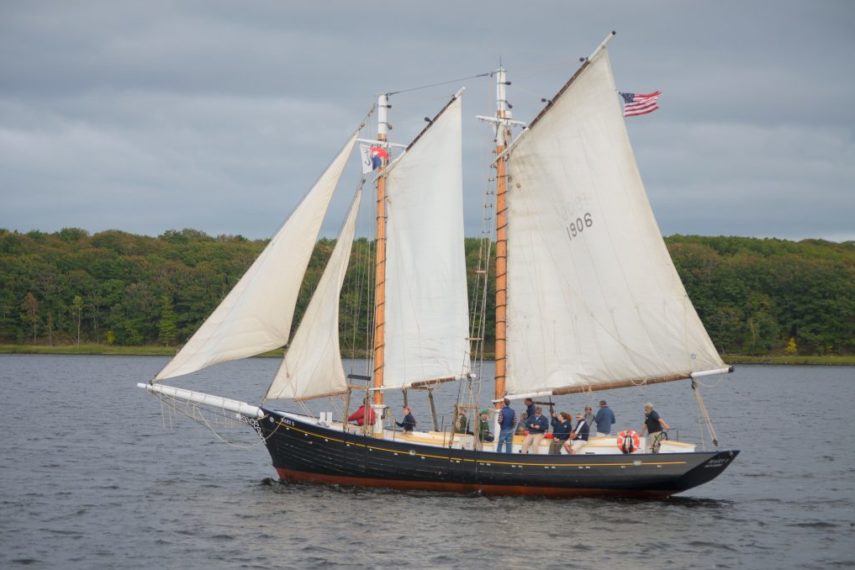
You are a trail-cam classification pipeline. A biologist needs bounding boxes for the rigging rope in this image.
[153,391,282,449]
[692,379,719,447]
[384,72,492,96]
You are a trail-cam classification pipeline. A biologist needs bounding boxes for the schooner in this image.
[139,32,738,497]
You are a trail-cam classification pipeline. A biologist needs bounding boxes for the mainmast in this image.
[494,68,511,402]
[372,94,390,407]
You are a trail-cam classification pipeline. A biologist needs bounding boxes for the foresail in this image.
[382,94,471,389]
[155,134,357,381]
[504,48,724,397]
[265,190,362,401]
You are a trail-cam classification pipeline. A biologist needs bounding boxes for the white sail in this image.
[155,134,357,381]
[504,48,724,397]
[265,190,362,400]
[382,94,471,389]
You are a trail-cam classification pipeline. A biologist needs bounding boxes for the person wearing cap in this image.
[521,406,549,454]
[563,412,590,454]
[477,409,494,443]
[395,405,416,432]
[640,402,670,453]
[594,399,616,436]
[496,398,516,453]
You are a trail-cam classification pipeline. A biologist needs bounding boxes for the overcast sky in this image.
[1,1,853,242]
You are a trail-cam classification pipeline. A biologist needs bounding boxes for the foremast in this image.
[372,94,390,409]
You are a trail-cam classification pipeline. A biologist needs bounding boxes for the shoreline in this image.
[1,344,853,366]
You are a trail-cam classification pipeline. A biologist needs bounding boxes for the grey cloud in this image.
[1,0,853,241]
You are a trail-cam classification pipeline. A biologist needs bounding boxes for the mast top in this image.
[496,66,510,119]
[377,94,390,141]
[495,66,513,147]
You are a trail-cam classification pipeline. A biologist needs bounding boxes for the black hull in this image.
[258,409,739,498]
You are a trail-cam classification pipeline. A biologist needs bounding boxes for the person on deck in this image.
[396,405,416,432]
[477,409,494,443]
[453,405,471,434]
[594,399,616,436]
[641,402,670,453]
[496,398,516,453]
[583,405,595,432]
[524,398,536,422]
[521,406,549,454]
[549,411,573,455]
[347,403,376,427]
[563,412,590,454]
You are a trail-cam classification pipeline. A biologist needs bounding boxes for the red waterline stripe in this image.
[274,467,672,498]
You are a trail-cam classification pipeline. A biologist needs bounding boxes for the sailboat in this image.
[139,32,739,498]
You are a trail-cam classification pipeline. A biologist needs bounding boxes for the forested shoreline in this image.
[1,228,852,356]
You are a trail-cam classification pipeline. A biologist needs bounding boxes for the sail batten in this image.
[154,134,357,382]
[504,48,724,397]
[382,94,471,391]
[265,190,363,401]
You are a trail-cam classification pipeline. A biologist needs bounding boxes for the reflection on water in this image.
[1,355,853,569]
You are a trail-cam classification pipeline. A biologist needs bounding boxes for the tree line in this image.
[1,228,852,356]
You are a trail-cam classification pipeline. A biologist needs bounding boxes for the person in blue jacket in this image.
[549,410,573,455]
[496,398,516,453]
[524,398,536,422]
[594,399,616,436]
[521,406,549,454]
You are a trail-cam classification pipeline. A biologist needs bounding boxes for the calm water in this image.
[1,355,853,569]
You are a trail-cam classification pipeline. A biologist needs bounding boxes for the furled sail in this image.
[264,190,362,401]
[382,93,471,389]
[504,48,724,397]
[155,134,357,381]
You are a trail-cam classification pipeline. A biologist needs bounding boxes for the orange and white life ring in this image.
[617,430,640,454]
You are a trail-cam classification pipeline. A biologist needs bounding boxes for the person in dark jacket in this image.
[521,406,549,454]
[396,405,416,432]
[497,399,516,453]
[641,402,670,453]
[524,398,536,420]
[594,399,616,436]
[549,411,573,455]
[563,412,590,454]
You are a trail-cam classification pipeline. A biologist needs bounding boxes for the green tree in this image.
[158,295,178,346]
[21,292,38,343]
[71,295,84,346]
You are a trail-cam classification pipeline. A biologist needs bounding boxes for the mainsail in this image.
[382,93,471,389]
[504,47,724,397]
[264,190,362,401]
[155,134,357,381]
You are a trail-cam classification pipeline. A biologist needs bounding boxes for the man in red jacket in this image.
[347,404,376,426]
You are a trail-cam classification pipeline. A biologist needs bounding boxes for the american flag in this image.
[620,90,661,117]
